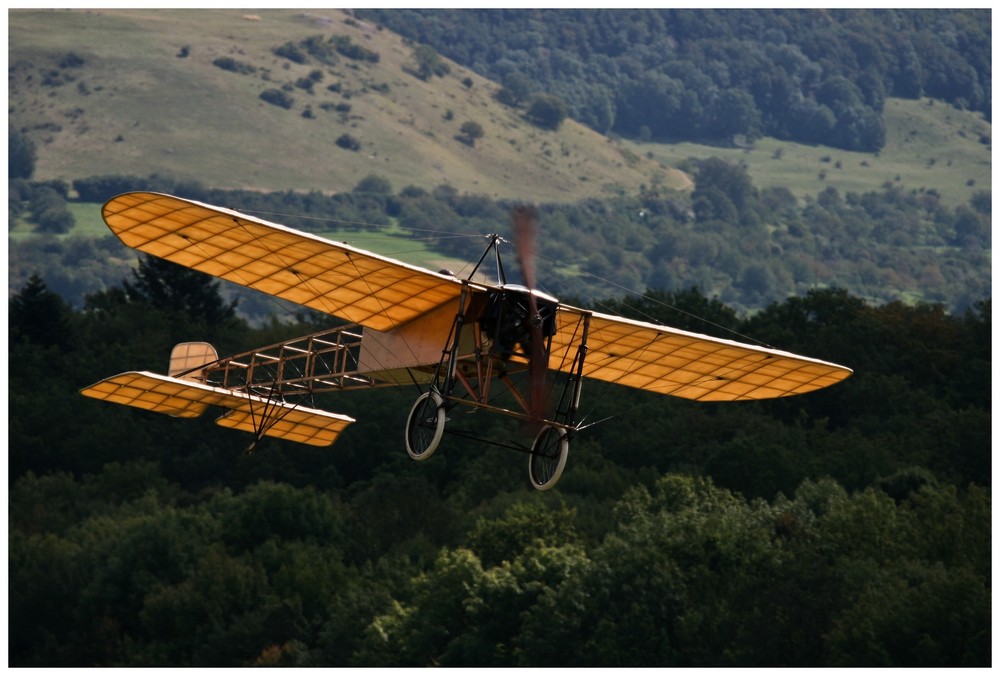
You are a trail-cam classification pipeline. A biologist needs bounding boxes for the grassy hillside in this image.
[8,8,684,203]
[629,98,991,207]
[11,9,988,210]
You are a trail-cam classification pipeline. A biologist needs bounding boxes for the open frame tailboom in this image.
[174,326,379,398]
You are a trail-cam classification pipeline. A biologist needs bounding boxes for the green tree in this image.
[10,274,74,348]
[259,88,294,109]
[709,88,762,140]
[692,186,738,223]
[496,72,534,107]
[123,255,237,326]
[9,126,36,179]
[465,498,578,567]
[517,475,784,665]
[525,94,568,130]
[34,202,75,234]
[457,120,484,146]
[692,157,756,215]
[411,44,449,80]
[353,174,393,195]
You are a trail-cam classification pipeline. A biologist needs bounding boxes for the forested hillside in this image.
[9,268,990,666]
[7,8,991,667]
[359,8,991,150]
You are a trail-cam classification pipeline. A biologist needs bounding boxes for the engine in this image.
[478,284,558,361]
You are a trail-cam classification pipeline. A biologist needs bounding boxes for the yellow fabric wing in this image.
[102,191,464,331]
[549,307,852,401]
[81,371,354,446]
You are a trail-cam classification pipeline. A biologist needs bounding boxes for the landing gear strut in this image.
[400,236,593,491]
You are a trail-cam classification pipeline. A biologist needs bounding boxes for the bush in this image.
[457,121,484,146]
[525,94,568,130]
[35,206,75,234]
[9,127,36,180]
[273,42,307,64]
[212,57,256,75]
[354,174,392,194]
[336,133,361,151]
[59,52,85,68]
[260,88,294,109]
[332,35,381,62]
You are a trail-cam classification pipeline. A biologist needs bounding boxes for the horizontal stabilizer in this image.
[80,371,354,447]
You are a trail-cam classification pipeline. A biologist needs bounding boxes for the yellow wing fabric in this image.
[102,192,463,332]
[81,371,354,446]
[549,307,852,401]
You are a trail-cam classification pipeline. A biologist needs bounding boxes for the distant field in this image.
[9,203,109,242]
[629,98,991,207]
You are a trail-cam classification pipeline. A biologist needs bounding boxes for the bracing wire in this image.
[235,204,762,347]
[529,247,773,348]
[220,203,776,432]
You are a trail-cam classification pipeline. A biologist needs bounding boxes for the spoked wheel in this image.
[405,390,446,461]
[528,424,569,491]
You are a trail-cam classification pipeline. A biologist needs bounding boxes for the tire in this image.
[528,425,569,491]
[405,390,445,461]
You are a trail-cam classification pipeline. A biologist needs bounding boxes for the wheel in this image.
[405,391,445,461]
[528,425,569,491]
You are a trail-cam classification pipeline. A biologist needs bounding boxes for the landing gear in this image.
[402,274,590,491]
[528,425,569,491]
[405,390,445,461]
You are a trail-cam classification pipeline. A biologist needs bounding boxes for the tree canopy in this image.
[8,267,990,666]
[358,8,989,151]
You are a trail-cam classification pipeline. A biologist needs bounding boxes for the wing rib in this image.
[549,307,852,401]
[102,191,464,331]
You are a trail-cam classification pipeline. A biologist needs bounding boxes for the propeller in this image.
[512,205,550,426]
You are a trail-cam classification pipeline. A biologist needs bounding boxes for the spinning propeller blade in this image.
[512,205,549,424]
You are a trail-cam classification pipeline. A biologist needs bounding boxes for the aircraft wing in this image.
[548,307,853,401]
[102,192,464,332]
[81,371,354,446]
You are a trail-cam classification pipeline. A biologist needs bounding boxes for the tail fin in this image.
[168,342,219,382]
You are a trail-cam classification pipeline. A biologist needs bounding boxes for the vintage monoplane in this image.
[81,192,853,490]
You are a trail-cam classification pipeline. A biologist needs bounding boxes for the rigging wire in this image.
[222,203,778,431]
[530,248,773,348]
[235,204,765,347]
[237,207,490,242]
